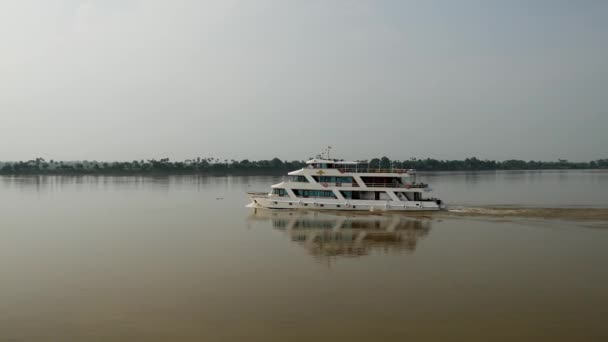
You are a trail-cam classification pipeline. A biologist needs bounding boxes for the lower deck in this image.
[248,195,444,211]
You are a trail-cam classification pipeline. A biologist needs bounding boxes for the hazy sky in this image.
[1,0,607,161]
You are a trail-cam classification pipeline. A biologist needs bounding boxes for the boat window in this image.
[292,189,337,198]
[291,176,308,183]
[272,188,288,196]
[313,176,353,184]
[360,176,403,187]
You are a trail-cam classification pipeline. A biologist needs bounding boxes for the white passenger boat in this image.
[247,149,445,211]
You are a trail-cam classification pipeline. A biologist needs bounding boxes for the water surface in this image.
[0,171,607,341]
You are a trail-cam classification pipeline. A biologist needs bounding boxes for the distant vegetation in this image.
[0,158,305,175]
[0,157,606,175]
[369,157,608,171]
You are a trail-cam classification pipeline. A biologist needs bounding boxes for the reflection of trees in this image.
[249,210,431,259]
[0,175,282,194]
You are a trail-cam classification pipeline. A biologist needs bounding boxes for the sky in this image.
[1,0,607,162]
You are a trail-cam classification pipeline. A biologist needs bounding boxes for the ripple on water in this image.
[443,207,608,222]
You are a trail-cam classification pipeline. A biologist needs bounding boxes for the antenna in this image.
[319,146,332,160]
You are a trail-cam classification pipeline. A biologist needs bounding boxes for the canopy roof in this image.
[306,159,368,165]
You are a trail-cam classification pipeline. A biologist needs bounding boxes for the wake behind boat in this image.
[247,149,445,212]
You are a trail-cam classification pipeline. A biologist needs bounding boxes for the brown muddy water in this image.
[0,170,607,341]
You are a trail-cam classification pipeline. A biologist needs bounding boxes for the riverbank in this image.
[1,157,606,176]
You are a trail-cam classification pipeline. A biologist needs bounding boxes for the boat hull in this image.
[247,194,444,211]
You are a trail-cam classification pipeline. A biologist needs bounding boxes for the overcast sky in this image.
[1,0,607,162]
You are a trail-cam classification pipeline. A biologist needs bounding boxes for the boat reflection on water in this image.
[248,209,432,259]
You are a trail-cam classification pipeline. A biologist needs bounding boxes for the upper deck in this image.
[305,159,416,175]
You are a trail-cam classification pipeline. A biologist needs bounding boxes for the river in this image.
[1,170,607,341]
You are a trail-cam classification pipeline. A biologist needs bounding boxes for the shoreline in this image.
[0,168,606,177]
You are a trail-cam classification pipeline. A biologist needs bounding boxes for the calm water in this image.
[1,170,607,341]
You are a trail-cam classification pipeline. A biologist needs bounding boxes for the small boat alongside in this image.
[247,150,445,212]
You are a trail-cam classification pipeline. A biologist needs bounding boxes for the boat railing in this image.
[247,191,269,196]
[364,183,428,188]
[306,165,416,174]
[337,168,415,174]
[285,180,360,187]
[318,182,360,188]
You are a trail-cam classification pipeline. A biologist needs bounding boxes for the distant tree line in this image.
[0,157,606,175]
[0,157,305,175]
[368,157,608,171]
